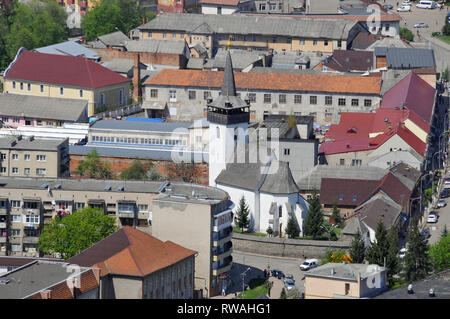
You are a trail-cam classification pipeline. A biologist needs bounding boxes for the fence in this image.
[95,104,142,120]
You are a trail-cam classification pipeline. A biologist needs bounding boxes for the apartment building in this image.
[0,177,228,260]
[3,49,131,117]
[136,12,367,57]
[152,191,233,298]
[0,136,69,178]
[143,68,382,124]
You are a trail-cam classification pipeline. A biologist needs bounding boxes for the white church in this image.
[207,51,308,236]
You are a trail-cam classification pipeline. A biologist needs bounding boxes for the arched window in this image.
[216,126,220,139]
[278,206,282,218]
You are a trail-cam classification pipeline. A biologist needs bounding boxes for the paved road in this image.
[427,182,450,245]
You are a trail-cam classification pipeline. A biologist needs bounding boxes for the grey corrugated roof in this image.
[374,47,436,69]
[296,165,388,191]
[95,31,129,48]
[186,58,206,69]
[101,59,134,74]
[70,144,209,163]
[305,263,386,281]
[0,136,66,151]
[125,39,186,55]
[90,119,192,132]
[366,37,409,50]
[0,94,88,122]
[213,49,265,70]
[138,13,359,40]
[0,261,93,299]
[35,40,100,60]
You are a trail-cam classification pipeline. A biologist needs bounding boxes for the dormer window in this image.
[339,194,344,201]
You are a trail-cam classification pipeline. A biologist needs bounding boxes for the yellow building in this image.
[4,49,131,117]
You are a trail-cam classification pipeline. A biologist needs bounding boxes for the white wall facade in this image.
[201,4,238,15]
[368,150,423,171]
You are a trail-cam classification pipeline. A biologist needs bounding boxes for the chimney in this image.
[133,53,141,101]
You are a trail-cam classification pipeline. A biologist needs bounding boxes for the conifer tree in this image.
[366,220,389,266]
[386,227,400,287]
[330,201,343,227]
[303,193,324,239]
[234,196,250,232]
[285,215,299,238]
[403,219,432,282]
[349,231,366,264]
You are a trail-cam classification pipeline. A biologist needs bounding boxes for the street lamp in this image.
[240,267,251,299]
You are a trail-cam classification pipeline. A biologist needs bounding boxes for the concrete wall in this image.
[305,276,359,299]
[201,4,237,14]
[111,276,142,299]
[368,150,422,171]
[232,232,350,259]
[144,85,380,125]
[324,149,371,167]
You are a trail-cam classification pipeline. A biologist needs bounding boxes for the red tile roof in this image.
[368,172,412,211]
[323,50,373,72]
[67,226,196,277]
[4,49,130,89]
[381,72,436,125]
[320,178,380,206]
[144,69,382,94]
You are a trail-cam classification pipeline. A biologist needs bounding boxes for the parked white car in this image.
[399,247,408,258]
[398,5,411,12]
[437,199,447,208]
[427,214,438,223]
[300,259,319,271]
[284,278,296,291]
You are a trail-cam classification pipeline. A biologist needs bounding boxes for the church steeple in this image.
[221,51,236,97]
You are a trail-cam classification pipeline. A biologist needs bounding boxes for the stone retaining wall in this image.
[232,233,351,259]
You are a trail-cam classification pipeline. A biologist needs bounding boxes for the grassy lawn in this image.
[233,227,267,237]
[237,278,268,299]
[437,35,450,45]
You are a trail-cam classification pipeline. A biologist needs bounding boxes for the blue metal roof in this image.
[35,40,100,61]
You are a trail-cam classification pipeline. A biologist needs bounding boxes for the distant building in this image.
[304,262,387,299]
[199,0,240,14]
[68,226,197,299]
[34,40,100,62]
[3,49,131,117]
[0,136,69,178]
[0,260,100,299]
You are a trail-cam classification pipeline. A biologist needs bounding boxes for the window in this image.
[119,89,124,105]
[60,87,64,95]
[278,206,282,218]
[13,118,20,123]
[27,83,31,91]
[216,126,220,138]
[287,38,292,44]
[248,93,256,102]
[279,94,286,104]
[351,159,362,166]
[12,167,18,174]
[351,99,359,107]
[11,229,20,237]
[12,215,21,222]
[339,194,344,201]
[188,91,196,100]
[338,98,346,106]
[25,154,31,161]
[24,168,30,175]
[340,159,345,166]
[40,85,44,93]
[26,214,39,224]
[310,96,317,105]
[36,155,46,161]
[385,24,390,31]
[0,153,5,160]
[294,95,302,104]
[325,112,333,118]
[203,91,211,100]
[313,40,317,46]
[36,168,46,175]
[163,33,167,38]
[20,82,23,90]
[74,202,85,211]
[263,94,271,104]
[337,40,342,48]
[11,200,20,208]
[364,99,372,107]
[294,112,301,116]
[11,244,21,252]
[325,96,333,105]
[284,148,290,155]
[79,89,83,98]
[169,90,176,101]
[12,154,18,160]
[148,32,152,38]
[100,93,105,105]
[151,89,158,99]
[353,194,357,202]
[12,81,16,89]
[300,39,305,45]
[217,7,222,14]
[324,40,328,46]
[272,37,277,43]
[259,4,266,10]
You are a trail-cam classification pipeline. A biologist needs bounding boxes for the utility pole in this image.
[240,267,251,299]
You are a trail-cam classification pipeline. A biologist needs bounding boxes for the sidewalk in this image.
[210,276,285,300]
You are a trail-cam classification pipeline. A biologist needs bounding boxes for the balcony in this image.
[0,208,7,215]
[117,201,136,219]
[212,244,233,262]
[0,222,7,229]
[8,237,21,244]
[212,228,233,247]
[23,236,39,244]
[0,237,6,243]
[212,256,233,276]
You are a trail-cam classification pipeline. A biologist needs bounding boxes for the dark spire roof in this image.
[221,51,236,97]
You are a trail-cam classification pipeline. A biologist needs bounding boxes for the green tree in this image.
[120,160,148,180]
[303,193,324,239]
[266,226,273,237]
[366,220,389,266]
[280,288,287,299]
[386,227,400,287]
[349,232,366,264]
[234,196,250,232]
[442,66,449,82]
[285,215,299,238]
[400,27,414,41]
[81,0,152,41]
[429,233,450,271]
[330,202,343,227]
[75,149,112,179]
[39,207,118,259]
[5,0,68,62]
[403,219,432,282]
[441,224,448,239]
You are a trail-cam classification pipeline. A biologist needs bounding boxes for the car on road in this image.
[283,274,294,283]
[427,214,438,223]
[399,247,408,258]
[284,278,296,291]
[397,5,411,12]
[271,269,285,279]
[437,199,447,208]
[383,4,393,9]
[440,189,450,198]
[300,259,319,271]
[444,178,450,188]
[414,22,429,28]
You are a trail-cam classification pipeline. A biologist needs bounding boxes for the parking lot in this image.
[382,0,449,37]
